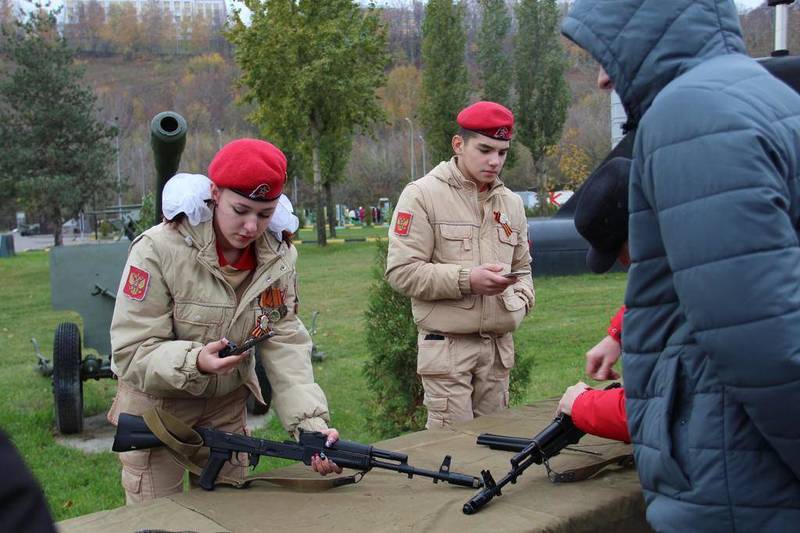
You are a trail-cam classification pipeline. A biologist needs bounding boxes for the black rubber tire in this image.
[53,322,83,434]
[246,357,272,416]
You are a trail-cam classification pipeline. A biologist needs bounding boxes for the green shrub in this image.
[98,219,114,239]
[509,351,535,406]
[134,191,155,236]
[362,239,425,437]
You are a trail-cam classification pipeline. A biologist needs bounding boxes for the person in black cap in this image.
[554,156,633,438]
[573,156,631,382]
[574,157,631,275]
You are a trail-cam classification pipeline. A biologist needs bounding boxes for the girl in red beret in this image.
[108,139,340,504]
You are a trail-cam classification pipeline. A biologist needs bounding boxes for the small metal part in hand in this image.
[218,331,275,358]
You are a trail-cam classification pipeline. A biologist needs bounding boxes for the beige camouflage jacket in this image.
[386,158,535,335]
[110,218,329,434]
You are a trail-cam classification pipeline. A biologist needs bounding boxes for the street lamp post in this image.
[418,134,427,176]
[216,127,224,150]
[114,116,122,220]
[404,117,416,181]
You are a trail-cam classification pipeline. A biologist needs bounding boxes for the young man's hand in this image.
[557,381,592,416]
[469,263,516,295]
[585,335,621,380]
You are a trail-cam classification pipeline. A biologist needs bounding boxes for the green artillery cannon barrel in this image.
[150,111,188,226]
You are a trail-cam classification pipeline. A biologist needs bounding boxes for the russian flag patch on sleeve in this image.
[123,265,151,301]
[394,211,413,236]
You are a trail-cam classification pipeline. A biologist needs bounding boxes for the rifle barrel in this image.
[476,433,531,452]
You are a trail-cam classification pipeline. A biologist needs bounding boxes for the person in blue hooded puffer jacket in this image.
[561,1,800,531]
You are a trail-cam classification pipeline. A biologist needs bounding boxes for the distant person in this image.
[562,0,800,530]
[386,101,534,429]
[108,139,340,505]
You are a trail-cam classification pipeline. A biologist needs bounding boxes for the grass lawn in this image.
[0,243,625,521]
[295,224,390,241]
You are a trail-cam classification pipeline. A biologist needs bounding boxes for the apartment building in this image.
[62,0,227,27]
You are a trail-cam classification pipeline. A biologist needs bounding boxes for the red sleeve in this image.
[571,387,630,443]
[607,305,626,342]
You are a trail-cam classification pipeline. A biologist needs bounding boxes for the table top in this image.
[58,400,649,533]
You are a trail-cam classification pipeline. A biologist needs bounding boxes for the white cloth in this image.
[269,195,299,240]
[161,173,213,226]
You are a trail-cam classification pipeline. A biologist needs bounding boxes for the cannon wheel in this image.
[246,357,272,416]
[53,322,83,434]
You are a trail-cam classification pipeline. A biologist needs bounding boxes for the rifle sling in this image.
[143,407,362,492]
[544,452,635,483]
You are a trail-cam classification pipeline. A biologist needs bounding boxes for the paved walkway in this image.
[8,232,119,252]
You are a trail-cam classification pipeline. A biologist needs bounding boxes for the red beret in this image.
[457,101,514,141]
[208,138,287,201]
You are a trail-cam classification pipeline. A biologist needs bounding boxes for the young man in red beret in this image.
[386,101,535,429]
[108,139,340,504]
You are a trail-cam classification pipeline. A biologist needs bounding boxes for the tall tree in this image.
[420,0,469,164]
[477,0,512,106]
[320,130,353,239]
[103,2,141,57]
[0,9,117,246]
[141,0,176,55]
[69,0,106,54]
[513,0,570,197]
[0,0,14,33]
[229,0,388,245]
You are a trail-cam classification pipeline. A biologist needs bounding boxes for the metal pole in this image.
[216,127,224,150]
[115,116,122,220]
[404,117,416,181]
[775,3,789,53]
[418,134,427,175]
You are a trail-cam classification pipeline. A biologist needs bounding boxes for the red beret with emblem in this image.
[457,101,514,141]
[208,138,287,201]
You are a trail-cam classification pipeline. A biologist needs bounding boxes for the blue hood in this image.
[561,0,746,122]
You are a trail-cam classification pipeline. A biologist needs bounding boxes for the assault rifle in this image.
[113,413,483,491]
[463,383,621,515]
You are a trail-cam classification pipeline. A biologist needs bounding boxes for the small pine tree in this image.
[135,191,155,236]
[509,351,534,406]
[363,239,425,436]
